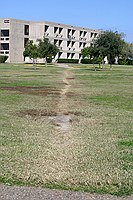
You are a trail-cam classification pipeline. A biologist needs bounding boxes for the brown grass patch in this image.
[16,109,57,118]
[66,77,75,80]
[15,109,84,118]
[66,92,79,97]
[64,111,84,116]
[0,86,60,96]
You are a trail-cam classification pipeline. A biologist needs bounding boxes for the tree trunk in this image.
[33,58,36,70]
[92,58,96,71]
[102,59,105,70]
[110,63,113,71]
[45,57,47,67]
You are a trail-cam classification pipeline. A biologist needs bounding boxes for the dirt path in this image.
[50,69,72,132]
[0,185,132,200]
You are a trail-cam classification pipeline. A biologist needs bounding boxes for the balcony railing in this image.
[0,37,9,41]
[0,50,9,55]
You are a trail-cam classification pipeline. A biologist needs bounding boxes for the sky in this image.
[0,0,133,43]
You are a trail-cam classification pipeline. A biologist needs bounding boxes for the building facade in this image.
[0,18,101,63]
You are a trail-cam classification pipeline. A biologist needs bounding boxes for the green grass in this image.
[0,63,133,196]
[118,140,133,147]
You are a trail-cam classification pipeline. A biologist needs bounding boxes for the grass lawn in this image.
[0,63,133,196]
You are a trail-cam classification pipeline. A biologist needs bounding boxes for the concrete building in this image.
[0,18,101,63]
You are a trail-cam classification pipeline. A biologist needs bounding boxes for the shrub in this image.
[81,59,92,64]
[118,58,128,65]
[127,59,133,65]
[0,55,8,63]
[57,59,79,63]
[93,57,102,64]
[118,58,133,65]
[46,57,52,63]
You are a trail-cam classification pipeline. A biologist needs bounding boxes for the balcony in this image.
[44,33,49,37]
[0,50,9,55]
[79,37,87,41]
[68,47,75,51]
[68,35,75,40]
[0,37,9,41]
[54,34,63,38]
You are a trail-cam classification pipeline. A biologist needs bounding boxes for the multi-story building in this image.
[0,18,101,63]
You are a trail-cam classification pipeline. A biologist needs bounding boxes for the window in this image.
[24,25,29,35]
[84,31,87,37]
[79,54,82,59]
[58,52,62,58]
[1,30,9,37]
[45,25,49,32]
[91,32,93,38]
[24,38,29,48]
[72,41,75,47]
[67,53,70,58]
[71,53,75,59]
[1,43,9,50]
[94,33,97,38]
[83,43,86,47]
[67,41,71,47]
[79,42,82,48]
[80,31,83,36]
[72,30,75,35]
[68,29,71,35]
[4,19,9,23]
[59,40,63,46]
[54,27,58,33]
[54,39,58,45]
[59,27,63,34]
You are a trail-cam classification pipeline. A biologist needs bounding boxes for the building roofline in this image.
[0,18,101,32]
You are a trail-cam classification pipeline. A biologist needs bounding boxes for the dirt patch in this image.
[66,92,78,97]
[67,111,84,116]
[66,77,75,80]
[15,109,83,119]
[0,86,60,96]
[15,109,57,118]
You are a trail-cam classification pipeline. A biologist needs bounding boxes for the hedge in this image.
[81,59,92,64]
[0,55,8,63]
[46,57,52,63]
[57,59,79,63]
[81,57,102,64]
[118,58,133,65]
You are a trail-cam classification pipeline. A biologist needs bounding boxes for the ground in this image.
[0,63,133,198]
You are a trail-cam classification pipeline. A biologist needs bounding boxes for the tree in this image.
[128,43,133,60]
[37,37,59,66]
[81,46,102,70]
[93,30,126,70]
[81,47,92,59]
[23,40,38,68]
[119,43,133,65]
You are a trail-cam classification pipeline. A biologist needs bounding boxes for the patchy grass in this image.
[118,140,133,147]
[0,63,133,196]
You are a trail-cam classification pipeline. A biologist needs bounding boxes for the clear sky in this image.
[0,0,133,43]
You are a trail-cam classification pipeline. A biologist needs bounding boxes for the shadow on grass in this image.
[77,68,106,71]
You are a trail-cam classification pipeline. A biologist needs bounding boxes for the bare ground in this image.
[0,185,132,200]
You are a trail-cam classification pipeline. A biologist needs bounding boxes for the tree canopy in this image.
[37,37,59,64]
[93,30,126,69]
[23,38,59,66]
[23,40,38,62]
[81,30,127,70]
